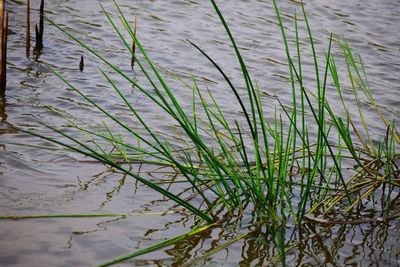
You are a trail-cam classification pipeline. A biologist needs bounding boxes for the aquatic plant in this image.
[17,0,399,265]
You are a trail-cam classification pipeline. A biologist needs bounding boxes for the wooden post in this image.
[26,0,30,57]
[0,0,4,89]
[2,12,7,81]
[0,0,7,91]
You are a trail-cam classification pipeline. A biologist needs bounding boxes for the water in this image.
[1,0,399,266]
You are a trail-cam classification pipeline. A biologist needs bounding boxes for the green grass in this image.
[15,0,399,265]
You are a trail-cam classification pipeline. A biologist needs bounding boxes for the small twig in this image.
[79,55,84,72]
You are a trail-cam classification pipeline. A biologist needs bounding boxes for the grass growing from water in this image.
[17,0,399,265]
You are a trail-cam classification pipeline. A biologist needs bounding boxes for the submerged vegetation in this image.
[17,0,399,265]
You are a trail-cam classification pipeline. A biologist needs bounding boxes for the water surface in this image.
[1,0,399,266]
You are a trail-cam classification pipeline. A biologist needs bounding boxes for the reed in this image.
[33,0,399,225]
[23,0,399,265]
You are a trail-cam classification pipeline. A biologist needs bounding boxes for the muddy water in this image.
[1,0,399,266]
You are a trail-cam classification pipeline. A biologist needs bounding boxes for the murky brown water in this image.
[1,0,399,266]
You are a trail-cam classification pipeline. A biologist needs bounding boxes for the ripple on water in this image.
[1,0,399,265]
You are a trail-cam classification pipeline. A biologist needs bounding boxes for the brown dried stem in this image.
[0,0,7,91]
[35,0,44,49]
[26,0,30,56]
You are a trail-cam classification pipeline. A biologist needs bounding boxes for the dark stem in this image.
[35,0,44,50]
[34,24,42,49]
[0,1,7,92]
[26,0,30,57]
[39,0,44,38]
[79,55,84,72]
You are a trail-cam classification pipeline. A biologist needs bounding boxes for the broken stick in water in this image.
[35,0,44,50]
[79,55,84,72]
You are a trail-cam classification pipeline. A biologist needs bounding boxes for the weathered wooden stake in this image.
[0,1,4,87]
[130,15,137,70]
[26,0,30,57]
[2,13,7,77]
[0,0,7,91]
[79,55,84,72]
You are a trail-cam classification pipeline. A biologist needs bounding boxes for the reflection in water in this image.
[0,91,16,135]
[295,221,399,266]
[183,220,397,266]
[0,157,398,266]
[64,216,123,250]
[33,45,43,61]
[0,91,6,122]
[113,213,399,266]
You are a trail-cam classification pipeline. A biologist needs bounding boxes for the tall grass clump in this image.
[23,0,399,265]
